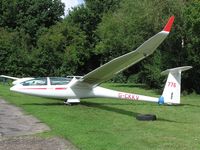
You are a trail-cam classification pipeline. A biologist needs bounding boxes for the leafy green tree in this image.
[0,0,65,77]
[0,0,17,28]
[68,0,121,34]
[66,0,121,73]
[182,0,200,93]
[32,20,87,76]
[0,28,15,74]
[0,28,31,76]
[0,0,64,46]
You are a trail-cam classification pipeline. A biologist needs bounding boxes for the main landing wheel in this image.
[64,100,72,106]
[136,114,157,121]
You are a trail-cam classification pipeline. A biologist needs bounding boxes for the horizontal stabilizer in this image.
[161,66,192,75]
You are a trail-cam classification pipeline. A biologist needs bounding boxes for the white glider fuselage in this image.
[10,76,158,103]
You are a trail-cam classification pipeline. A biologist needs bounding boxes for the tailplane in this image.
[159,66,192,105]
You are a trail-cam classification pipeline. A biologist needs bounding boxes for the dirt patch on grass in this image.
[0,99,78,150]
[0,136,78,150]
[0,99,50,136]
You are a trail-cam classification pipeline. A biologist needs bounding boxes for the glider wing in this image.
[71,16,175,88]
[0,75,19,80]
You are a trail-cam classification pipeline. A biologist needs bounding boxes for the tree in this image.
[0,0,17,28]
[0,28,31,76]
[182,0,200,93]
[0,28,15,74]
[32,20,87,76]
[0,0,65,46]
[66,0,121,73]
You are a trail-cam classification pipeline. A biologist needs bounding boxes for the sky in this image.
[61,0,84,15]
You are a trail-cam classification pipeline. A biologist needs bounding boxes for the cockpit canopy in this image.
[21,77,73,86]
[50,77,71,85]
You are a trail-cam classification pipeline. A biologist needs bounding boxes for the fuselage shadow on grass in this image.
[20,96,183,123]
[21,97,196,124]
[179,103,200,108]
[81,101,178,123]
[22,102,64,106]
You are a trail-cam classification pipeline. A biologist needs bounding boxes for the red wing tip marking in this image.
[163,16,175,32]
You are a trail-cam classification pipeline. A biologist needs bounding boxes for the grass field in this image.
[0,83,200,150]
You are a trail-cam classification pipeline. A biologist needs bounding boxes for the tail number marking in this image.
[118,93,139,100]
[168,82,176,88]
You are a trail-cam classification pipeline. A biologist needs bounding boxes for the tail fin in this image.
[159,66,192,105]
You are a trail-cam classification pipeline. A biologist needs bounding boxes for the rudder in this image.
[159,66,192,105]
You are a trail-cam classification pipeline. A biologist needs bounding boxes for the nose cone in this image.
[10,86,15,91]
[10,84,25,95]
[12,80,18,85]
[10,85,19,92]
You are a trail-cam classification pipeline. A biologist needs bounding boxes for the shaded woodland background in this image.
[0,0,200,93]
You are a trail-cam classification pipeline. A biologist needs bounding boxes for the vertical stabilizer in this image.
[160,66,192,104]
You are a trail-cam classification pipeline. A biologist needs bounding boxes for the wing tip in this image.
[163,16,175,32]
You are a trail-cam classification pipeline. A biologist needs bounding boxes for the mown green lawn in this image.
[0,83,200,150]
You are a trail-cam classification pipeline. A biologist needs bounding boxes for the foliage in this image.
[0,28,31,76]
[0,28,16,74]
[0,0,199,92]
[138,51,163,88]
[66,0,121,73]
[32,21,87,76]
[182,0,200,92]
[0,0,64,45]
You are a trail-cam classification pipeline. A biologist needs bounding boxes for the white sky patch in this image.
[61,0,84,16]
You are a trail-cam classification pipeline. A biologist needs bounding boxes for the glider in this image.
[2,16,192,105]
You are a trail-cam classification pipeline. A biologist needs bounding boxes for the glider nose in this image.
[12,80,18,85]
[10,86,15,91]
[10,85,18,92]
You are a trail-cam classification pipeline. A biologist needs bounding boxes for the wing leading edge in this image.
[71,16,175,88]
[0,75,19,80]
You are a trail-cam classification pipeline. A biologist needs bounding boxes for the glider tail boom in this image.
[159,66,192,105]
